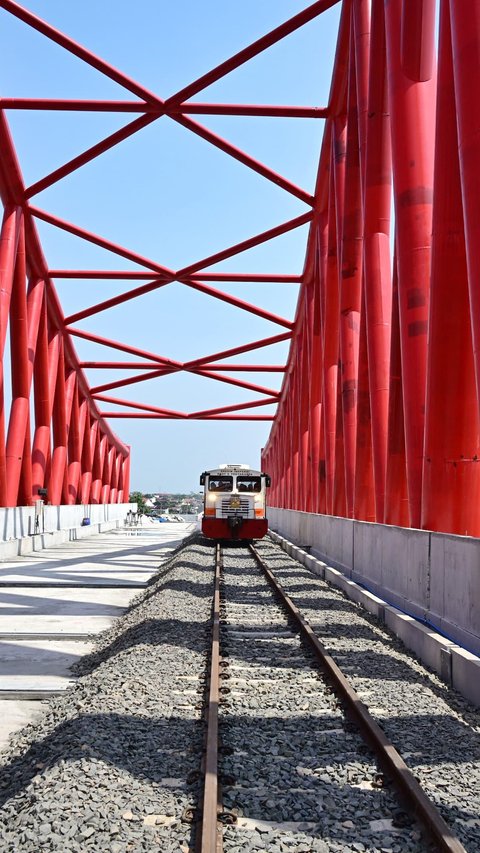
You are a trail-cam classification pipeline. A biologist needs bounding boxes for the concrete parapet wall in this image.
[269,527,480,709]
[268,508,480,657]
[0,503,136,560]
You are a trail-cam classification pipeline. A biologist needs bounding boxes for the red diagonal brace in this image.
[29,207,173,275]
[64,276,171,325]
[68,326,181,368]
[177,211,313,277]
[0,0,164,106]
[172,114,314,205]
[188,368,279,398]
[181,279,294,329]
[25,114,158,198]
[165,0,341,105]
[185,331,292,368]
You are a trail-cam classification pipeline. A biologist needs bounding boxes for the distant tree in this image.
[129,491,147,513]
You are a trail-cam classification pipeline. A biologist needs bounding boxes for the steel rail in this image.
[248,543,467,853]
[200,543,223,853]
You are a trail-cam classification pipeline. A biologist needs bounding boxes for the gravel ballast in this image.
[1,533,478,852]
[0,536,215,853]
[254,536,480,852]
[218,544,430,853]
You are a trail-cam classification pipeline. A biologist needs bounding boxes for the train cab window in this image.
[237,476,262,493]
[208,476,233,492]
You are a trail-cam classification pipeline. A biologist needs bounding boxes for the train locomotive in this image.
[200,464,270,540]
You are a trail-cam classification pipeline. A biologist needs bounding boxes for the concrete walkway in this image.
[0,521,197,749]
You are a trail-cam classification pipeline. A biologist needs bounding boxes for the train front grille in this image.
[219,497,253,518]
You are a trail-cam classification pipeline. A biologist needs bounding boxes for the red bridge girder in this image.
[263,0,480,537]
[1,0,480,535]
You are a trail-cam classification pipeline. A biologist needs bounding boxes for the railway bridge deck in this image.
[0,524,478,852]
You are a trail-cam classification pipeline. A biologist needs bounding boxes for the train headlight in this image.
[205,495,216,516]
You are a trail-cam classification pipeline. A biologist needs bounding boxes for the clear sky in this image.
[0,0,341,493]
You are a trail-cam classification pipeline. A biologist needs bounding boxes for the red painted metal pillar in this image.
[285,388,294,508]
[363,0,392,522]
[449,1,480,419]
[61,370,77,504]
[384,256,409,526]
[101,443,114,504]
[278,417,287,508]
[333,356,347,517]
[110,450,121,504]
[90,429,105,504]
[291,356,300,510]
[305,267,322,514]
[31,294,58,497]
[384,0,436,527]
[49,341,69,505]
[80,413,96,504]
[298,315,310,512]
[340,31,364,518]
[323,125,344,513]
[0,206,21,504]
[311,221,327,514]
[5,220,30,507]
[121,450,131,504]
[354,286,375,520]
[66,380,83,504]
[422,0,480,536]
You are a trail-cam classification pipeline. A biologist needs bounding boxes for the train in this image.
[200,463,271,540]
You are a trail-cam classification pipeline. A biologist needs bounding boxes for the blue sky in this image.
[0,0,341,492]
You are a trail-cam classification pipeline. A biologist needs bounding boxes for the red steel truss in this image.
[1,0,480,533]
[263,0,480,537]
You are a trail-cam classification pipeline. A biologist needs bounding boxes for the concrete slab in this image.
[0,521,196,747]
[0,699,47,750]
[0,639,94,696]
[451,647,480,707]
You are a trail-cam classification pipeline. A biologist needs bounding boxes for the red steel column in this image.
[91,432,107,504]
[6,266,45,506]
[31,296,59,496]
[340,32,364,517]
[101,443,114,504]
[298,316,310,512]
[333,360,347,517]
[384,257,409,526]
[121,450,131,503]
[284,388,293,508]
[323,126,344,513]
[291,355,300,510]
[311,221,327,514]
[66,380,82,504]
[110,449,120,504]
[449,1,480,417]
[362,0,392,522]
[80,413,96,504]
[384,0,436,527]
[354,286,375,520]
[401,0,436,82]
[5,220,29,506]
[306,265,322,513]
[49,341,69,505]
[422,0,480,536]
[0,206,21,504]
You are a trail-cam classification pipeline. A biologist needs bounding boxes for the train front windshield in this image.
[237,476,262,493]
[208,476,233,492]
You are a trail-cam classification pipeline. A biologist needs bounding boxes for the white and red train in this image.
[200,463,270,540]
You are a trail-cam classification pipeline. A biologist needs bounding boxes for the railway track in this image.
[199,541,467,853]
[0,535,477,852]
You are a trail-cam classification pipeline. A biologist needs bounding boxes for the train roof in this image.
[204,464,262,476]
